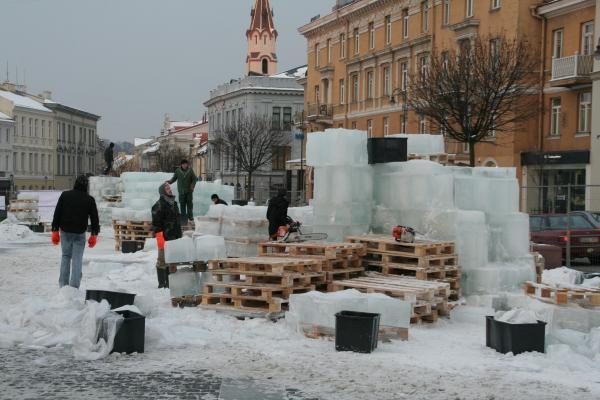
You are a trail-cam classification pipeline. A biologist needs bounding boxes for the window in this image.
[385,15,392,44]
[402,9,409,38]
[262,59,268,74]
[272,107,281,129]
[383,66,391,96]
[422,1,430,33]
[351,121,357,129]
[41,120,45,137]
[443,0,451,25]
[550,97,561,136]
[315,85,320,104]
[272,146,291,170]
[353,28,360,54]
[578,92,592,133]
[553,29,563,58]
[368,22,375,49]
[327,39,332,63]
[463,142,470,154]
[400,114,407,134]
[340,33,346,58]
[367,119,373,137]
[400,62,408,90]
[315,43,320,67]
[29,118,32,136]
[419,115,427,134]
[491,0,501,10]
[383,117,389,136]
[419,55,429,83]
[283,107,292,130]
[367,70,374,99]
[488,114,497,138]
[582,22,594,56]
[339,79,346,104]
[466,0,474,18]
[490,38,499,67]
[352,74,359,102]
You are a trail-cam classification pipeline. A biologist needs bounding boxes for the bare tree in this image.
[407,34,539,166]
[155,143,190,173]
[214,114,290,200]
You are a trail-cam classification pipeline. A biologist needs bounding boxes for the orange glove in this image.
[88,235,97,248]
[51,231,60,245]
[156,232,165,250]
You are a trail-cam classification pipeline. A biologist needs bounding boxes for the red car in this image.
[530,214,600,263]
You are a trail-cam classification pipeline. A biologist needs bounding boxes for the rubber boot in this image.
[164,267,170,289]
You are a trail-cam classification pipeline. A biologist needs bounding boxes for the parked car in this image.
[530,214,600,263]
[570,211,600,229]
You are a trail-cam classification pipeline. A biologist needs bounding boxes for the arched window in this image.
[262,59,268,75]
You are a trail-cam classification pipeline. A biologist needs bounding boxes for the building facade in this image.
[0,112,15,179]
[592,1,600,211]
[299,0,598,212]
[204,73,305,204]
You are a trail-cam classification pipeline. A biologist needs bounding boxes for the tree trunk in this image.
[247,170,253,201]
[469,140,476,167]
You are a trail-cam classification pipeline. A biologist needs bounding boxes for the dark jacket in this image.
[52,184,100,235]
[215,199,228,206]
[266,194,289,236]
[104,146,114,164]
[168,167,197,194]
[151,197,183,241]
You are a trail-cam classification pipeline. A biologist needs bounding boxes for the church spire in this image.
[246,0,278,76]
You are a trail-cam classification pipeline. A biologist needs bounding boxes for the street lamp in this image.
[9,174,14,199]
[294,128,306,204]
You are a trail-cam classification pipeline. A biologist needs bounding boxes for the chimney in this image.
[40,90,52,100]
[1,81,17,93]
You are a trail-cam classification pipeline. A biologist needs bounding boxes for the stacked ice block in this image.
[89,177,123,225]
[307,129,373,242]
[389,133,445,155]
[164,234,227,264]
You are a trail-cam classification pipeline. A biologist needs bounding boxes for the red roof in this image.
[248,0,276,34]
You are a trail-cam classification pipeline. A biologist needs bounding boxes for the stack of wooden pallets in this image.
[346,235,461,301]
[200,256,325,316]
[330,273,452,324]
[257,241,367,286]
[524,281,600,307]
[112,220,153,251]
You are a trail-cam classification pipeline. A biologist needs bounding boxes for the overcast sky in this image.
[0,0,329,141]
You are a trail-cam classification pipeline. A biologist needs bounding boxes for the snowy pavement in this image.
[1,232,600,400]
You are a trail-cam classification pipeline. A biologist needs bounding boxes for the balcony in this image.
[551,55,593,87]
[306,103,334,125]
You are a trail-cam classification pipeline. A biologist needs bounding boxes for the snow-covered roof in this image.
[143,142,160,154]
[0,90,52,113]
[0,111,13,122]
[134,137,154,147]
[271,65,308,79]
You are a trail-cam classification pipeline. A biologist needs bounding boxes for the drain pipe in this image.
[531,5,546,153]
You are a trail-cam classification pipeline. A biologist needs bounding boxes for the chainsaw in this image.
[276,217,328,243]
[392,225,416,243]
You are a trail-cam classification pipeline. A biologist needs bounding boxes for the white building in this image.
[0,111,15,178]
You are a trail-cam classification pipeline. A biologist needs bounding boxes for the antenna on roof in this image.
[15,67,19,85]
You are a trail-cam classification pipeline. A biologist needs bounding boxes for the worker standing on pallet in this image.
[166,159,197,226]
[51,175,100,289]
[266,189,289,240]
[151,183,183,289]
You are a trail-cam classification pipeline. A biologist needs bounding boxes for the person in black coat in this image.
[103,142,115,175]
[151,183,183,288]
[266,189,289,240]
[51,175,100,288]
[211,194,228,206]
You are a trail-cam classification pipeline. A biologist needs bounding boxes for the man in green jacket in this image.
[167,159,197,224]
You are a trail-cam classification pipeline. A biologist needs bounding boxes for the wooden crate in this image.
[208,256,325,274]
[524,281,600,307]
[258,241,367,260]
[112,220,153,251]
[347,236,454,257]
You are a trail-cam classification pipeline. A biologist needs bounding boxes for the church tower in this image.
[246,0,278,76]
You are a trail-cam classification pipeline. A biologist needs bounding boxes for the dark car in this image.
[570,211,600,229]
[530,214,600,263]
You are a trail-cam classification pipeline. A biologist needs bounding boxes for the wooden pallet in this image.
[210,269,326,287]
[171,295,202,308]
[201,292,288,313]
[208,257,324,274]
[346,236,454,257]
[203,282,314,301]
[363,252,458,268]
[258,242,367,260]
[259,253,363,271]
[524,281,600,307]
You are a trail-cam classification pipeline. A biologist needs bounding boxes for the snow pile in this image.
[583,277,600,289]
[542,267,585,287]
[495,308,539,324]
[0,287,122,360]
[0,224,34,242]
[548,327,600,362]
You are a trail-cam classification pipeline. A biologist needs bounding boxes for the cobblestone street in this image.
[0,348,317,400]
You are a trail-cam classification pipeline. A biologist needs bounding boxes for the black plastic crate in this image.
[121,241,144,254]
[486,316,546,355]
[335,311,380,354]
[86,290,136,310]
[112,310,145,354]
[28,224,45,233]
[367,137,408,165]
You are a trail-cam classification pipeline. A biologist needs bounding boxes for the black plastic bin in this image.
[122,240,144,254]
[335,311,380,353]
[112,310,145,354]
[86,290,136,310]
[367,137,408,164]
[486,316,546,355]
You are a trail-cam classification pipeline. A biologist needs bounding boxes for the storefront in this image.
[521,151,590,214]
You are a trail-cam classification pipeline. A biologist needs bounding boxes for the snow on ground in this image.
[1,230,599,399]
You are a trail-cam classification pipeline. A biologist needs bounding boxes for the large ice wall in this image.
[307,129,535,295]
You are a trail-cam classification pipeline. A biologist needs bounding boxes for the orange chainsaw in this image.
[392,226,416,243]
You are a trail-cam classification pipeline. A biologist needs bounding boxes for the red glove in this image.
[88,235,97,248]
[51,231,60,245]
[156,232,165,250]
